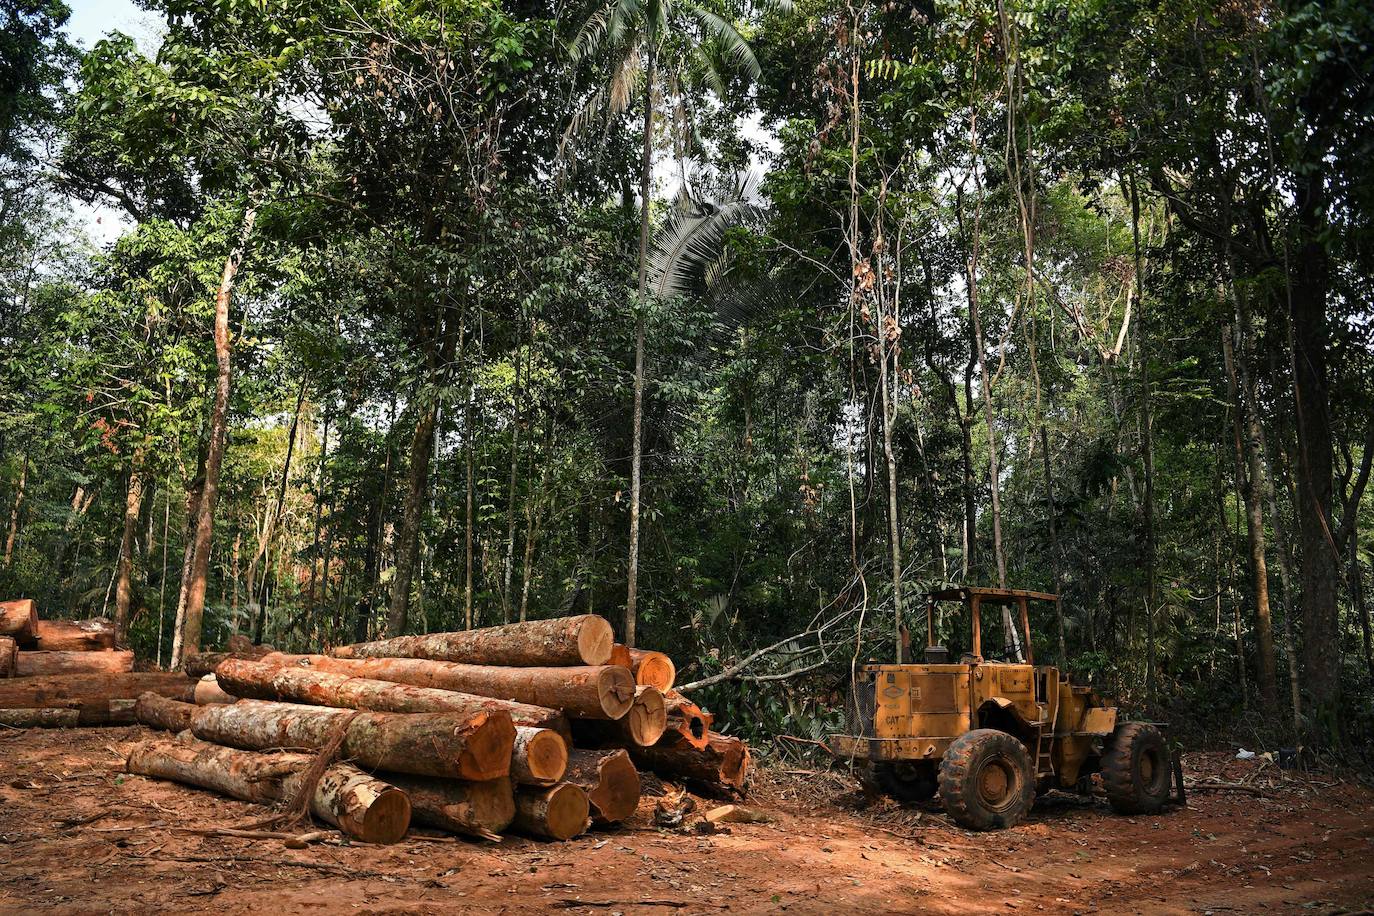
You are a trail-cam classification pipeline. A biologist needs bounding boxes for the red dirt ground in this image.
[1,727,1371,914]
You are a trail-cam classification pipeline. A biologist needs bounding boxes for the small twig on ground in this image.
[57,809,111,828]
[173,826,337,847]
[552,900,724,909]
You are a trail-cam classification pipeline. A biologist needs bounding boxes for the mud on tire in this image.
[937,729,1034,830]
[1102,722,1170,815]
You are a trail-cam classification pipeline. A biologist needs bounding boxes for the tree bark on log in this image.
[135,691,196,731]
[126,736,411,843]
[0,673,195,707]
[662,691,711,750]
[256,653,634,720]
[0,599,36,643]
[385,774,515,839]
[630,732,749,794]
[512,783,590,840]
[185,645,275,678]
[191,699,514,781]
[625,649,675,691]
[333,614,614,667]
[0,636,15,678]
[564,748,640,824]
[194,675,238,705]
[32,618,117,651]
[215,657,569,731]
[0,698,137,727]
[16,650,134,677]
[569,685,666,747]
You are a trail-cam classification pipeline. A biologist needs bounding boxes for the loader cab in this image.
[909,586,1056,668]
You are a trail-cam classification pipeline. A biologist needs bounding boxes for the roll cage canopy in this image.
[918,587,1061,665]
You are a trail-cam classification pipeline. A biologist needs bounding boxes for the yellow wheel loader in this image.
[831,587,1177,830]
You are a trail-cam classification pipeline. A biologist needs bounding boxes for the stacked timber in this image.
[0,598,128,683]
[109,614,747,846]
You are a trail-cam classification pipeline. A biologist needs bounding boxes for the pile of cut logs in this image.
[0,598,186,727]
[1,606,748,844]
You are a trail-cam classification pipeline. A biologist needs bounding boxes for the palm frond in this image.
[647,178,758,301]
[608,42,644,117]
[569,5,613,61]
[686,6,760,80]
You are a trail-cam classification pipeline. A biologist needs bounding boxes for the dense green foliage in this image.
[1,0,1371,753]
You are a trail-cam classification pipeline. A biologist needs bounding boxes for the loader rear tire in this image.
[874,761,938,802]
[1102,722,1170,815]
[938,729,1034,830]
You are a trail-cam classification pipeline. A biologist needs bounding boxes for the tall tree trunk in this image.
[1128,177,1157,704]
[1221,321,1279,709]
[3,454,26,567]
[179,204,257,664]
[464,390,476,631]
[255,378,307,643]
[1349,529,1374,680]
[170,447,207,668]
[1039,426,1068,663]
[1287,173,1339,734]
[388,368,443,637]
[625,42,656,650]
[306,408,330,621]
[113,465,146,646]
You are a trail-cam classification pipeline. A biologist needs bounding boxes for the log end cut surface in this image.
[576,616,615,666]
[629,650,676,692]
[594,666,637,720]
[513,726,569,785]
[458,712,518,781]
[349,783,411,844]
[626,686,667,746]
[569,748,640,824]
[514,783,590,841]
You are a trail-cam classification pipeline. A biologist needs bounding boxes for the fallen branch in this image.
[1184,780,1279,798]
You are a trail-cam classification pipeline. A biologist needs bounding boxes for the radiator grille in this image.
[845,676,877,737]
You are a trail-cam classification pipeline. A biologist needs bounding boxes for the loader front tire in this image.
[1102,722,1170,815]
[938,729,1034,830]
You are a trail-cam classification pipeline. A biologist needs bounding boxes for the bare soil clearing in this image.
[1,729,1370,914]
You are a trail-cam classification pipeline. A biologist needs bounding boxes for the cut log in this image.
[630,732,750,794]
[191,699,514,781]
[214,658,571,737]
[17,650,134,677]
[564,748,640,824]
[0,698,137,727]
[0,672,196,707]
[256,653,634,721]
[0,636,16,678]
[511,725,569,785]
[333,614,614,667]
[512,783,589,840]
[626,649,676,691]
[194,675,238,705]
[385,774,515,838]
[570,685,667,748]
[662,690,712,750]
[184,645,276,678]
[135,691,196,731]
[126,736,410,843]
[0,599,36,642]
[33,617,116,651]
